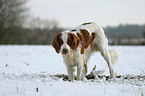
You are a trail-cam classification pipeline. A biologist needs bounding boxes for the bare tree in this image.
[0,0,28,43]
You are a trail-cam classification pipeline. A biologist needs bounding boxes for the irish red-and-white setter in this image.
[52,22,118,81]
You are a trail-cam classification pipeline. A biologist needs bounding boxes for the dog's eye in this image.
[70,35,74,40]
[77,40,79,43]
[67,35,73,45]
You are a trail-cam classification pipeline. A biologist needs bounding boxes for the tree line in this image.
[0,0,63,45]
[104,24,145,45]
[0,0,145,45]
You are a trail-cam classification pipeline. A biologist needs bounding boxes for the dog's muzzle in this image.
[62,48,69,55]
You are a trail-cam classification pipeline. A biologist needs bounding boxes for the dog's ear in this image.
[67,33,80,50]
[52,33,63,53]
[77,32,85,54]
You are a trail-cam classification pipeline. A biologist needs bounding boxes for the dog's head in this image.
[52,29,95,55]
[52,31,80,55]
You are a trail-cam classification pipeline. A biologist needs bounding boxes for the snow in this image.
[0,45,145,96]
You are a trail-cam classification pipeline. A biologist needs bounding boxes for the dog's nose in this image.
[62,48,69,55]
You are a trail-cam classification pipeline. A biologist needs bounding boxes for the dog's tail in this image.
[109,50,118,64]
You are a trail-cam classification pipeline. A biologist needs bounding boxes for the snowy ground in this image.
[0,45,145,96]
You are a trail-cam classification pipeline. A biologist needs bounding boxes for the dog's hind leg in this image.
[99,47,116,78]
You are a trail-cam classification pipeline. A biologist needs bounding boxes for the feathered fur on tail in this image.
[109,50,118,64]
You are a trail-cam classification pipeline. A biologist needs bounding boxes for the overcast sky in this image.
[27,0,145,28]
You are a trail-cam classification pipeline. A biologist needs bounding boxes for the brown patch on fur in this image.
[80,29,91,48]
[90,33,95,47]
[52,33,63,53]
[71,29,77,31]
[67,33,80,50]
[82,22,92,25]
[77,29,96,54]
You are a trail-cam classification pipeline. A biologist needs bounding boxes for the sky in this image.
[27,0,145,28]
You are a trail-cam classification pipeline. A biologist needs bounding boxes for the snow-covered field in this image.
[0,45,145,96]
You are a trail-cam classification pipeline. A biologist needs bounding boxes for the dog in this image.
[52,22,118,81]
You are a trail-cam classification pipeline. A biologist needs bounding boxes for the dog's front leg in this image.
[66,65,74,81]
[76,62,84,80]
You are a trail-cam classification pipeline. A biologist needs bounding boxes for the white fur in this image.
[58,22,118,81]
